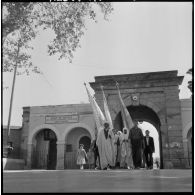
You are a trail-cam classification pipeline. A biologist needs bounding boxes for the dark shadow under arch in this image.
[79,136,91,153]
[32,129,57,170]
[64,127,91,169]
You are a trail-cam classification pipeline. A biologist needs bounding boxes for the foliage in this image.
[3,2,33,39]
[3,32,41,75]
[3,2,41,75]
[2,2,113,75]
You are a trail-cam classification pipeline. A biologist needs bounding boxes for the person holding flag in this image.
[116,82,134,169]
[84,83,106,134]
[84,83,106,169]
[100,85,116,167]
[84,83,114,170]
[120,127,134,169]
[96,121,115,170]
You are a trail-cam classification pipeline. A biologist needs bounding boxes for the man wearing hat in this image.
[96,121,115,170]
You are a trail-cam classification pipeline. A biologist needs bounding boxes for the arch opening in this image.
[32,129,57,170]
[139,121,160,169]
[114,105,163,169]
[64,127,91,169]
[79,136,91,153]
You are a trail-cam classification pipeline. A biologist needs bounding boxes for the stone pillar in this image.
[164,87,184,168]
[56,141,65,170]
[183,139,188,158]
[27,143,33,169]
[183,139,190,168]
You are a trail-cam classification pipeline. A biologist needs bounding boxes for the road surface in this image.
[3,169,192,192]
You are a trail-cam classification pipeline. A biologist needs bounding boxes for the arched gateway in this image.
[64,127,91,169]
[31,129,57,170]
[90,70,185,168]
[114,105,163,167]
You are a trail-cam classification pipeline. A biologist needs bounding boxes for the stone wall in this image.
[21,103,95,169]
[90,70,185,168]
[3,127,22,159]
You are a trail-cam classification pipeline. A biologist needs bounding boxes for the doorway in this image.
[32,129,57,170]
[79,136,91,153]
[64,127,91,169]
[47,139,57,169]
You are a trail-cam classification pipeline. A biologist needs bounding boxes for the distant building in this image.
[3,126,22,158]
[3,71,192,169]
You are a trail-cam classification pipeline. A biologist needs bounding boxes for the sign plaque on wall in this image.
[45,113,79,124]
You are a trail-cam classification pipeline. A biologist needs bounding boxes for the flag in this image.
[100,85,113,129]
[116,82,134,131]
[84,83,105,133]
[93,96,106,128]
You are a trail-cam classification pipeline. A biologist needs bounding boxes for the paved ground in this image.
[3,169,192,193]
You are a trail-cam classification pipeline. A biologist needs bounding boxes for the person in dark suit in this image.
[129,120,144,169]
[143,130,155,169]
[91,134,101,170]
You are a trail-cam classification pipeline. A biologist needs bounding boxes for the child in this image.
[87,148,94,169]
[76,144,87,170]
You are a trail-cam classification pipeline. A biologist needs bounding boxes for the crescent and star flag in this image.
[116,82,134,131]
[100,85,113,129]
[84,83,106,134]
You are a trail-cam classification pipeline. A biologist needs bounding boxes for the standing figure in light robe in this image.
[113,130,119,167]
[96,122,115,170]
[120,128,134,169]
[109,128,117,168]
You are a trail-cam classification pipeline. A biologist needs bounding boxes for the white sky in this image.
[3,2,192,126]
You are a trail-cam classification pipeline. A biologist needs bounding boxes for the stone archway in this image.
[90,70,184,168]
[63,123,94,141]
[28,124,61,144]
[27,124,60,169]
[64,126,91,169]
[31,129,57,170]
[79,136,91,153]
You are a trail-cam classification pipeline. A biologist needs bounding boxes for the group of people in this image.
[76,120,155,170]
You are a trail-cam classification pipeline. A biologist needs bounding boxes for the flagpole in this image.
[115,81,134,130]
[84,82,105,133]
[6,63,18,146]
[6,41,20,149]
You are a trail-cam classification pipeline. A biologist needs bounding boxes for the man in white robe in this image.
[120,128,134,169]
[113,130,119,166]
[96,122,115,170]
